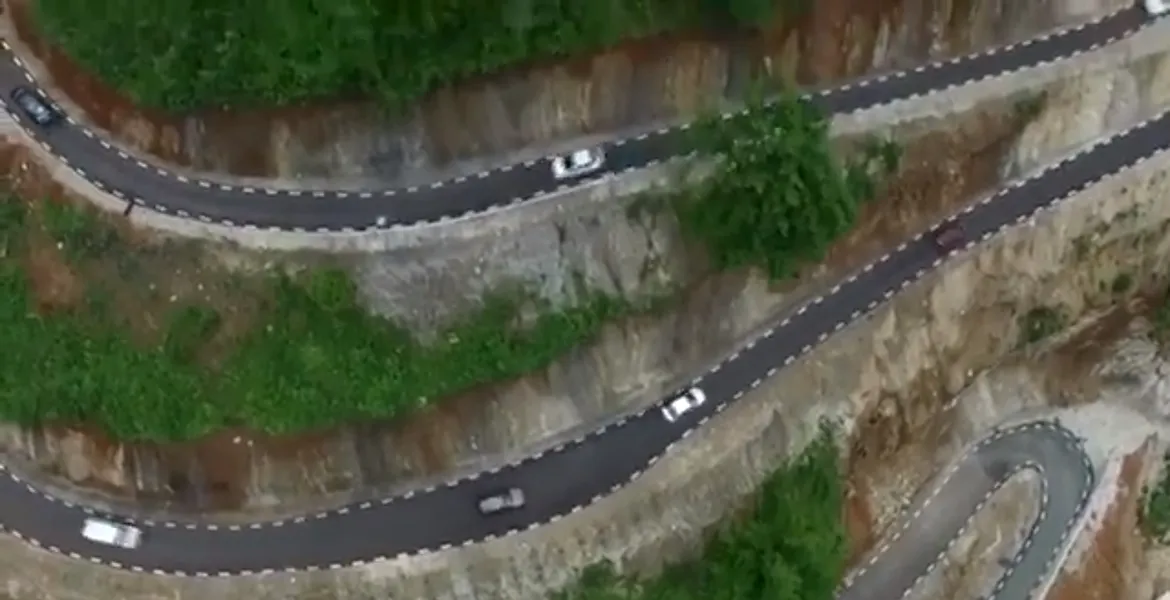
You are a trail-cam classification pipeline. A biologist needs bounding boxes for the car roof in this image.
[16,93,49,112]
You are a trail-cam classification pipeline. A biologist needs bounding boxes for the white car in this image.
[478,487,525,515]
[551,148,605,180]
[661,387,707,422]
[1145,0,1169,15]
[81,517,143,549]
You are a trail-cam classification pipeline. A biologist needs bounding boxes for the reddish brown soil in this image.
[1046,445,1150,600]
[22,229,78,313]
[843,466,878,565]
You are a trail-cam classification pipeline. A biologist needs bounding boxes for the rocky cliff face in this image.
[2,0,1120,185]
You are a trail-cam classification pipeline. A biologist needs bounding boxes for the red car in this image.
[931,220,966,254]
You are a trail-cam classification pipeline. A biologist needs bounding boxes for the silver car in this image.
[551,148,604,180]
[478,487,525,515]
[81,517,143,549]
[661,387,707,422]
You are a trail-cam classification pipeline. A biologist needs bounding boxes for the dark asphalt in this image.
[0,7,1152,579]
[0,8,1147,231]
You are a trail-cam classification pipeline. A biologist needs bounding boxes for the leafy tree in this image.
[677,89,899,280]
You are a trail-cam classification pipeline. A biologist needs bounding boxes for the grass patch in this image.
[554,424,845,600]
[1018,305,1066,346]
[31,0,807,112]
[1142,452,1170,542]
[0,195,665,441]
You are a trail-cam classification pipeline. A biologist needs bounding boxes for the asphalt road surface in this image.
[0,8,1148,231]
[837,422,1094,600]
[0,7,1150,591]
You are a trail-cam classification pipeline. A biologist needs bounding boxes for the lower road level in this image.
[839,422,1094,600]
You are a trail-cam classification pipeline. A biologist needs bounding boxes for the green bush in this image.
[1018,306,1066,346]
[676,88,899,280]
[555,424,846,600]
[1142,452,1170,541]
[31,0,800,112]
[1155,286,1170,341]
[0,197,657,441]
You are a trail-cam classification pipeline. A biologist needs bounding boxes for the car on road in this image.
[81,517,143,549]
[1143,0,1168,16]
[551,148,605,180]
[931,219,966,254]
[661,387,707,422]
[478,487,525,515]
[10,86,60,126]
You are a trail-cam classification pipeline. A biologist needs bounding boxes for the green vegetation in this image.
[555,424,846,600]
[1012,94,1046,122]
[0,195,664,441]
[1141,452,1170,541]
[1018,305,1067,346]
[1110,272,1133,295]
[1155,286,1170,342]
[32,0,805,112]
[1072,234,1093,261]
[675,89,900,280]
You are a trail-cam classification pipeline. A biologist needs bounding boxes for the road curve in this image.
[0,8,1150,231]
[838,422,1094,600]
[0,6,1150,580]
[0,101,1160,575]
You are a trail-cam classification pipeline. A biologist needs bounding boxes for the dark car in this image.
[931,219,966,254]
[10,86,59,126]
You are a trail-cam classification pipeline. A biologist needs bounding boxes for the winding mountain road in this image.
[838,423,1094,600]
[0,7,1153,599]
